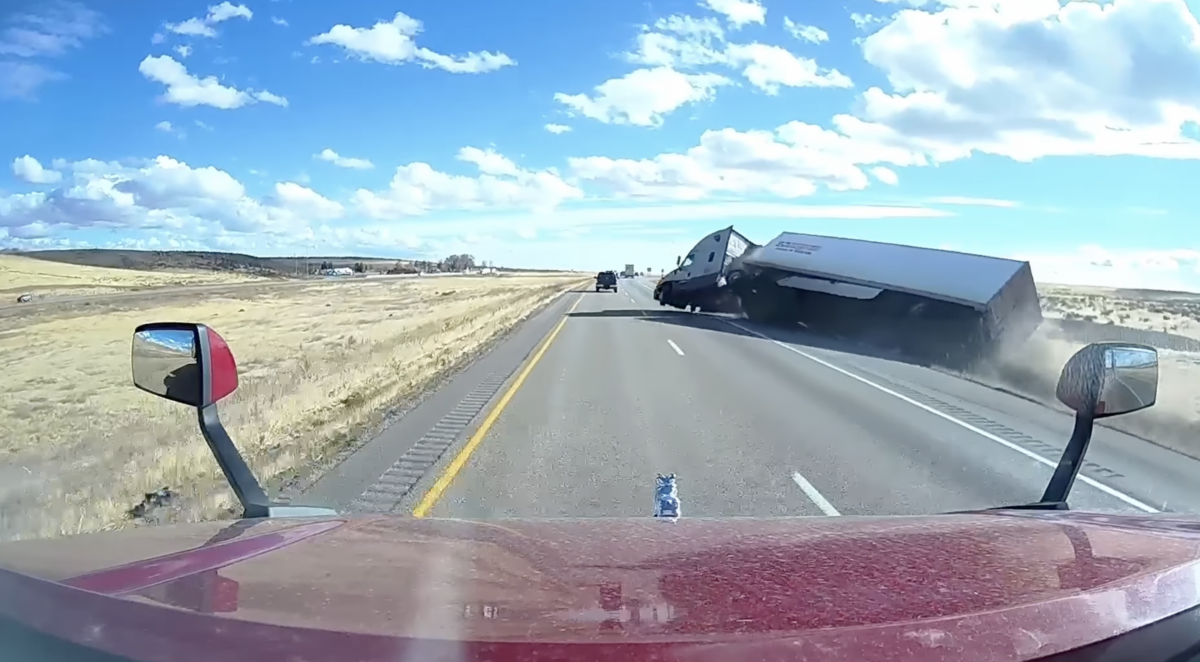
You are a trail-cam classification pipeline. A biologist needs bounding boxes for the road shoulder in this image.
[294,288,586,510]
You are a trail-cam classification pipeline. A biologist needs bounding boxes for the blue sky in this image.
[2,0,1199,290]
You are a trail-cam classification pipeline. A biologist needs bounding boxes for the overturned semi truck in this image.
[652,227,1044,371]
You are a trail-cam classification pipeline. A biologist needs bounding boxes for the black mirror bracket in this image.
[976,342,1158,514]
[197,405,271,518]
[197,406,338,519]
[1040,412,1096,505]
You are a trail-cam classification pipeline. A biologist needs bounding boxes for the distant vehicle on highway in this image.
[623,264,636,279]
[596,271,618,293]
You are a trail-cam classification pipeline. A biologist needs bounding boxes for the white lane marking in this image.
[666,339,685,356]
[792,472,841,516]
[725,320,1159,513]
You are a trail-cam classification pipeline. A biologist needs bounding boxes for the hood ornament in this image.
[654,473,681,520]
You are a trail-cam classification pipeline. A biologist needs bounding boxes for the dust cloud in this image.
[971,331,1200,458]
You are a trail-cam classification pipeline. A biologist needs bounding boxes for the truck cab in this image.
[653,227,753,313]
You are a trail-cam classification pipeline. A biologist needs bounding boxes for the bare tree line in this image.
[386,254,482,275]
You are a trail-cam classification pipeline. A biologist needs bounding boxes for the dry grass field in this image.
[0,254,270,300]
[976,283,1200,458]
[0,273,586,541]
[1039,284,1200,341]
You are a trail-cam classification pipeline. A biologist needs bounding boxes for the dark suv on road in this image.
[596,271,618,293]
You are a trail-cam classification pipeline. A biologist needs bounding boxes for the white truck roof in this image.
[746,232,1030,309]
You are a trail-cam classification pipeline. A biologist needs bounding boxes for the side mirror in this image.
[1055,342,1157,418]
[1040,342,1158,506]
[130,322,337,520]
[132,324,238,408]
[676,255,681,266]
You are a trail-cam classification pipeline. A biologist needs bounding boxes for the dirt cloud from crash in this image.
[971,332,1200,459]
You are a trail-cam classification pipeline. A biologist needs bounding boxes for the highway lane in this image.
[718,290,1200,515]
[419,276,1200,519]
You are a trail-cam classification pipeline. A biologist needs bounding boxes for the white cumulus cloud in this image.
[139,55,288,109]
[165,2,252,38]
[559,11,852,125]
[841,0,1200,162]
[12,156,62,184]
[568,121,926,200]
[0,155,341,242]
[307,12,515,74]
[869,166,899,185]
[352,147,583,219]
[783,18,829,43]
[316,149,374,170]
[702,0,766,29]
[555,67,731,127]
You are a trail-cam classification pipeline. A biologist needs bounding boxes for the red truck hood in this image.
[3,510,1200,661]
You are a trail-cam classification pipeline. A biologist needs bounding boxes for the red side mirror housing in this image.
[132,322,238,408]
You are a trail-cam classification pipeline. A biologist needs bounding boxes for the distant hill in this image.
[13,249,402,277]
[10,248,579,277]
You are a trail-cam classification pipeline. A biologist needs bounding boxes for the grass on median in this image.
[0,254,270,300]
[0,274,588,541]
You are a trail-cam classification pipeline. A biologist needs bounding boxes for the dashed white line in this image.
[666,339,685,356]
[724,319,1159,513]
[792,472,841,516]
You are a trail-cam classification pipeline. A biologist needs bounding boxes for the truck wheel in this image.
[659,284,673,307]
[595,287,600,292]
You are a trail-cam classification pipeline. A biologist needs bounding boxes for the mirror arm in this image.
[197,405,271,518]
[1040,412,1096,506]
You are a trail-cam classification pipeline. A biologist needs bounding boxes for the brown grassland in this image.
[0,271,587,540]
[0,253,270,299]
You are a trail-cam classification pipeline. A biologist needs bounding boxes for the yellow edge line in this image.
[411,293,584,517]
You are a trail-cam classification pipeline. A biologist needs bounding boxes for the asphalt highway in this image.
[374,277,1200,520]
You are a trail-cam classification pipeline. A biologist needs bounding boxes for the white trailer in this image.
[623,264,636,278]
[654,227,1043,370]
